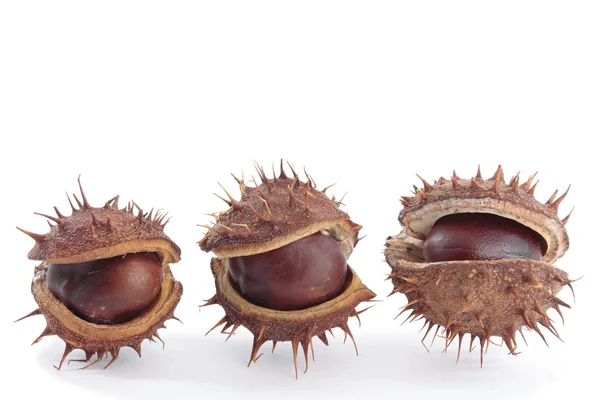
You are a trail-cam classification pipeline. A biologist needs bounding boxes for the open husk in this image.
[17,178,182,369]
[199,162,376,377]
[384,166,576,365]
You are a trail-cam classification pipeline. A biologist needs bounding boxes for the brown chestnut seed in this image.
[229,233,347,311]
[384,166,576,366]
[423,213,546,262]
[17,177,182,370]
[48,252,164,324]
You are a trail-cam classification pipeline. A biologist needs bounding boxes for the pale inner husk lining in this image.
[404,198,568,265]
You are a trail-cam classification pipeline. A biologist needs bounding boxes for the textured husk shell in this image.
[198,163,361,258]
[206,258,375,375]
[27,203,180,264]
[200,163,376,377]
[18,181,182,369]
[390,259,568,356]
[397,167,569,263]
[30,262,182,369]
[385,166,575,364]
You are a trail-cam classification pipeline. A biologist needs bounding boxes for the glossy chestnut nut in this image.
[423,213,546,262]
[48,252,164,324]
[229,232,347,311]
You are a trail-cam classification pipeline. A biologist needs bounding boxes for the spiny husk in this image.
[20,178,180,264]
[385,165,576,365]
[389,259,573,365]
[397,165,570,263]
[199,162,375,377]
[204,258,375,378]
[23,262,182,370]
[198,160,361,258]
[18,178,182,369]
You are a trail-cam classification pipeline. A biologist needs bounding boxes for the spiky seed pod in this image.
[17,177,183,369]
[199,161,376,378]
[384,165,577,365]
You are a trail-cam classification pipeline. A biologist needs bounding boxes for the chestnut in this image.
[423,213,545,262]
[47,252,164,324]
[229,232,347,311]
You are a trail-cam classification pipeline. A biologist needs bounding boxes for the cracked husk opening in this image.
[209,219,361,259]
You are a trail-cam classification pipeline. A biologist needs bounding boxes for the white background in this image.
[1,1,598,399]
